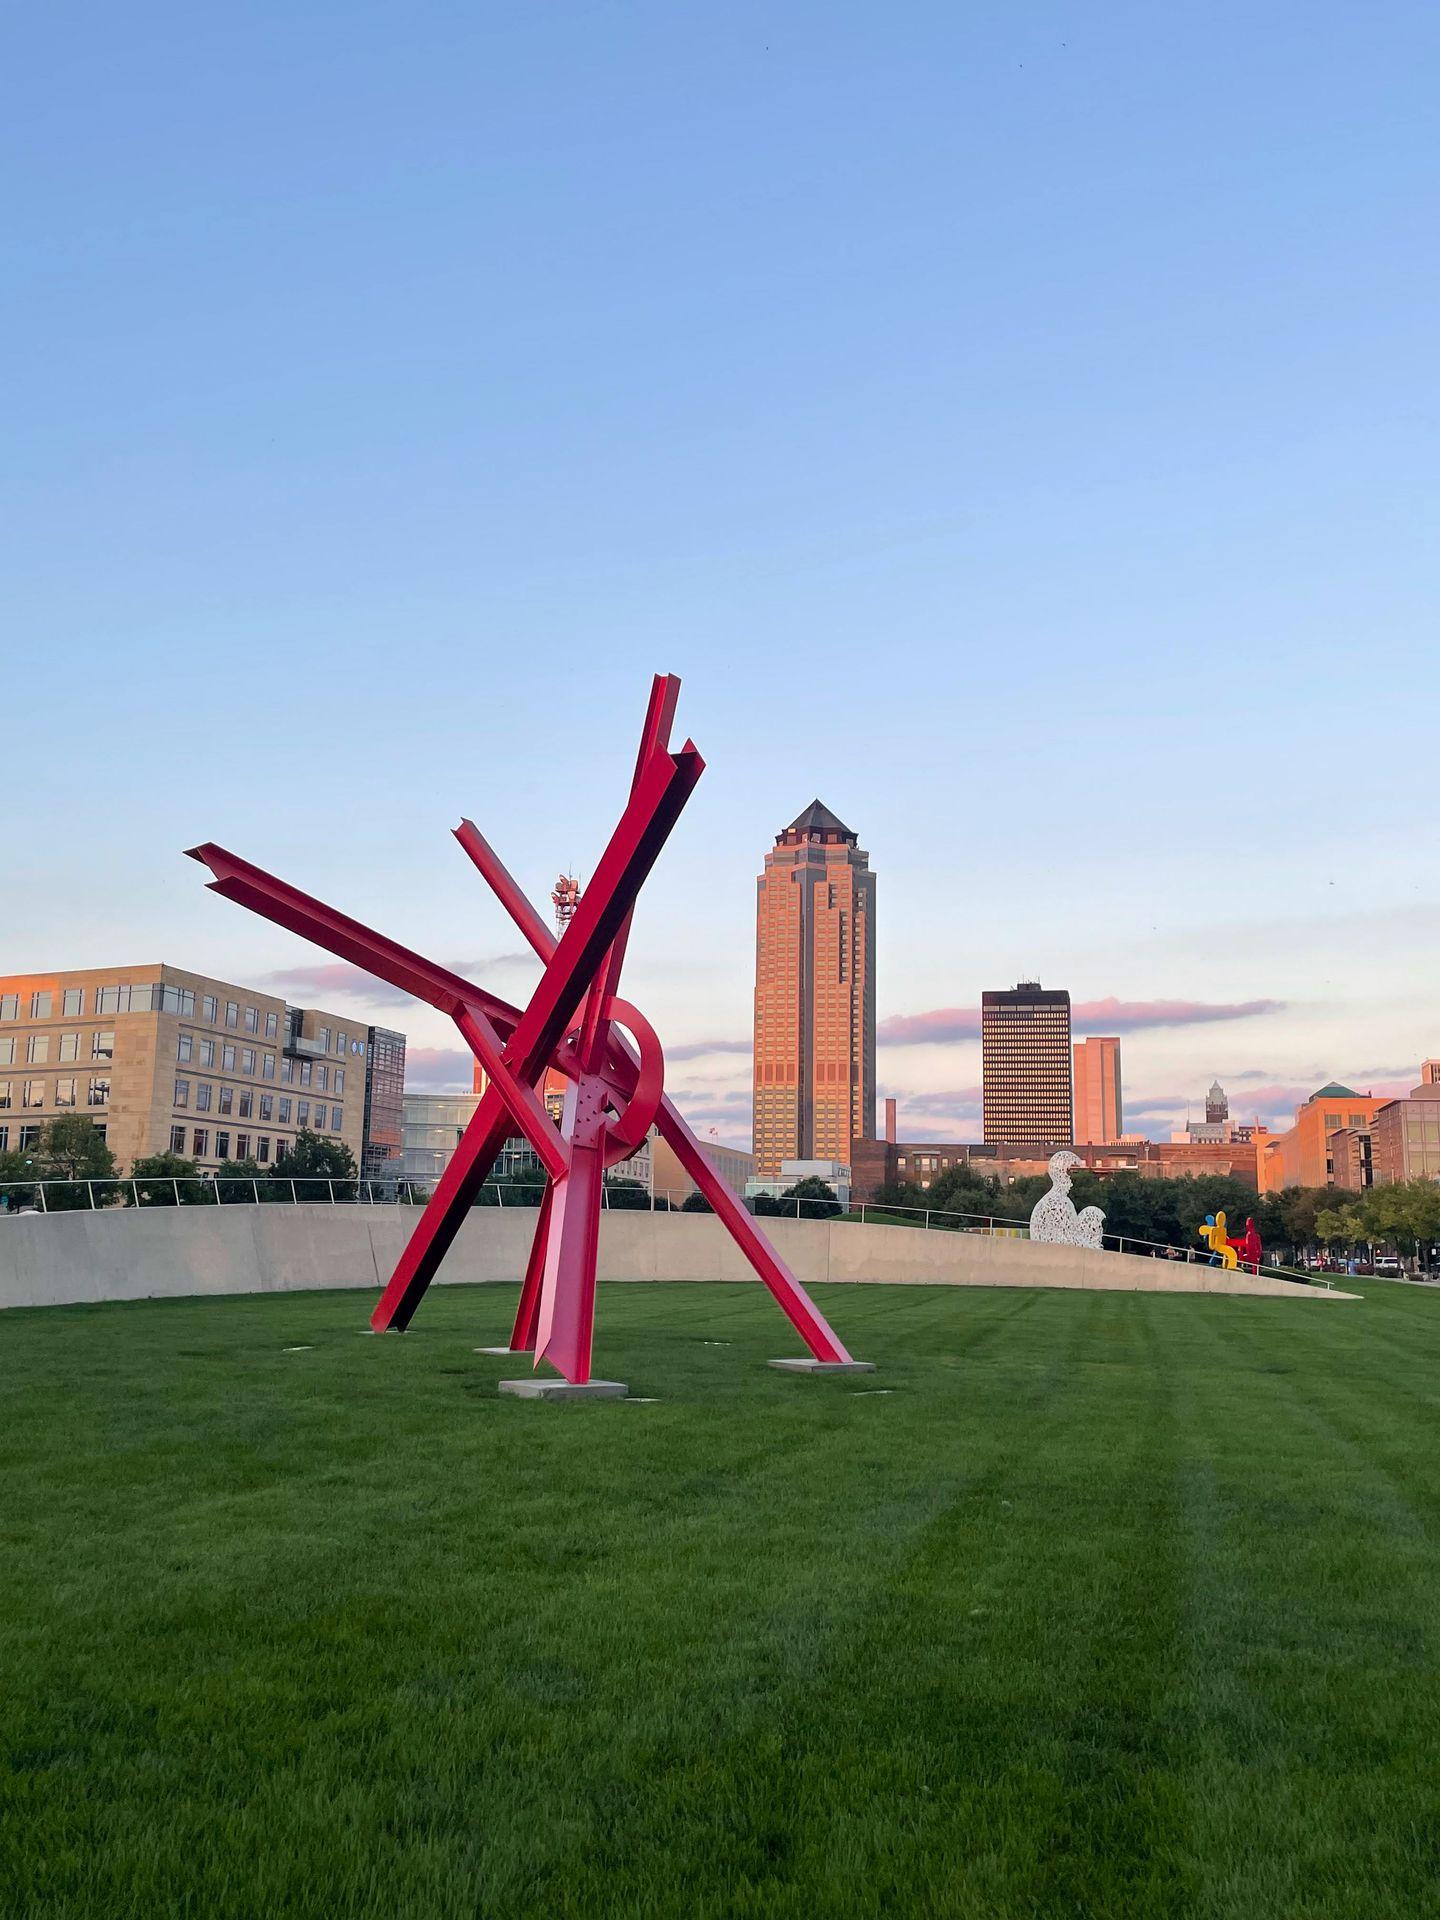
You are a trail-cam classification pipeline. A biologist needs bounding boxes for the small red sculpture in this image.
[1234,1217,1263,1274]
[188,674,858,1385]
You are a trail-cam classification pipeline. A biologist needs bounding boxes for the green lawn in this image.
[3,1280,1439,1918]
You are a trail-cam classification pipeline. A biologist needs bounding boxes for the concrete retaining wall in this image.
[0,1205,1351,1312]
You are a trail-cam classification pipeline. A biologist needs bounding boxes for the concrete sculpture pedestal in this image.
[499,1377,629,1402]
[769,1358,877,1376]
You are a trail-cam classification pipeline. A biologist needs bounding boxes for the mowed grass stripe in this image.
[3,1281,1439,1918]
[1162,1296,1440,1918]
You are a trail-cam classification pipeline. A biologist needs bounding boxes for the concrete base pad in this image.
[474,1345,520,1355]
[498,1377,629,1402]
[769,1357,877,1375]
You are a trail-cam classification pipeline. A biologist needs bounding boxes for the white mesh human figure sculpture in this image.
[1029,1150,1105,1248]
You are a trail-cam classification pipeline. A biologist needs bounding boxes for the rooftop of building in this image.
[779,799,856,844]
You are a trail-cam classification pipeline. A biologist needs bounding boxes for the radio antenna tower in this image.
[551,872,581,936]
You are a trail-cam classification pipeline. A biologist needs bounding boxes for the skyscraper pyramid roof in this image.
[783,799,855,840]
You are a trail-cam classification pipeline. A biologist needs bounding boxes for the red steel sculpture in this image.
[187,673,857,1384]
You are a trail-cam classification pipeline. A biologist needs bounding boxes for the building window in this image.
[202,995,218,1023]
[225,1002,239,1028]
[297,1101,310,1126]
[218,1086,234,1116]
[280,1059,294,1084]
[0,994,18,1021]
[23,1081,46,1109]
[236,1134,251,1160]
[97,984,156,1015]
[351,1038,362,1055]
[30,991,52,1019]
[314,1104,327,1130]
[316,1064,328,1092]
[0,1039,11,1067]
[19,1125,40,1151]
[26,1035,50,1065]
[299,1060,313,1088]
[169,1125,187,1153]
[331,1107,342,1133]
[257,1136,271,1163]
[192,1128,209,1158]
[244,1007,258,1033]
[262,1053,275,1080]
[238,1090,253,1119]
[0,1083,10,1110]
[54,1078,76,1109]
[158,986,196,1017]
[58,1033,79,1063]
[318,1027,330,1051]
[259,1094,273,1121]
[62,988,83,1017]
[216,1131,230,1160]
[265,1011,278,1039]
[240,1048,255,1075]
[174,1080,190,1109]
[88,1078,109,1108]
[199,1038,215,1068]
[195,1084,212,1112]
[334,1067,345,1095]
[177,1032,193,1063]
[221,1044,236,1072]
[278,1098,292,1123]
[0,1126,7,1151]
[92,1030,115,1061]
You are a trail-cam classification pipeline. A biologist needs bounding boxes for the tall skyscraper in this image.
[752,801,876,1180]
[982,982,1072,1151]
[1073,1035,1122,1144]
[1205,1079,1229,1124]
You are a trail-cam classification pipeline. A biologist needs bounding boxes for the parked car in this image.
[1372,1255,1403,1277]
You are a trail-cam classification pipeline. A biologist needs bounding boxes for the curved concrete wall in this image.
[0,1205,1347,1312]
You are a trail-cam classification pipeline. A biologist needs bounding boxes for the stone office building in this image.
[0,964,368,1175]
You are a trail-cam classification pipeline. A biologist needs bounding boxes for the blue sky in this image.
[5,2,1438,1145]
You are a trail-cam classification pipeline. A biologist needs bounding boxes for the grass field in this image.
[4,1280,1440,1918]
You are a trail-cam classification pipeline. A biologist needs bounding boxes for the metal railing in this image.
[0,1176,1329,1283]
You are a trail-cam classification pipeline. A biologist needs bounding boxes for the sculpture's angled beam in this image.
[577,674,680,1072]
[652,1095,853,1364]
[452,1006,567,1184]
[455,821,857,1366]
[453,819,553,961]
[372,735,704,1337]
[186,843,522,1034]
[530,1071,609,1381]
[372,1090,518,1329]
[514,739,703,1075]
[509,1182,553,1352]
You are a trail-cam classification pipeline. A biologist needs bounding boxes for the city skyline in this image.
[6,7,1438,1152]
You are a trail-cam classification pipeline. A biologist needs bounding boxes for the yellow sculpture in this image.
[1198,1210,1238,1270]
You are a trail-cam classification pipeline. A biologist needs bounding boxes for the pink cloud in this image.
[261,954,530,1007]
[665,1038,752,1063]
[404,1047,475,1092]
[878,997,1285,1045]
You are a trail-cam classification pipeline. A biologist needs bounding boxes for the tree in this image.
[681,1189,714,1213]
[213,1157,264,1205]
[602,1176,650,1212]
[474,1167,546,1208]
[36,1115,118,1207]
[1357,1181,1440,1271]
[0,1148,39,1210]
[128,1152,205,1206]
[780,1175,841,1220]
[273,1129,358,1201]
